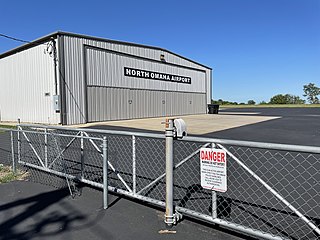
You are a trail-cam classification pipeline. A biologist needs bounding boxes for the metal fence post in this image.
[80,131,84,180]
[211,142,217,219]
[17,119,21,165]
[10,131,16,174]
[102,136,108,209]
[165,118,175,227]
[132,135,136,194]
[44,128,48,168]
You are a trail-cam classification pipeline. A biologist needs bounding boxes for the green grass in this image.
[0,124,16,129]
[0,124,16,133]
[0,172,17,183]
[0,164,26,184]
[220,104,320,108]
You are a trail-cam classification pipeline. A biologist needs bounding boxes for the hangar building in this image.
[0,32,212,125]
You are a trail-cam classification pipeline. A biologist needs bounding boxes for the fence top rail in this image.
[15,124,320,154]
[183,136,320,154]
[0,128,103,141]
[18,123,166,139]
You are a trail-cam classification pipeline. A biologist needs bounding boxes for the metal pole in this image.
[132,135,136,194]
[44,128,48,168]
[80,131,84,180]
[17,119,21,164]
[211,143,217,219]
[212,191,217,219]
[102,137,108,209]
[165,118,175,227]
[11,131,16,174]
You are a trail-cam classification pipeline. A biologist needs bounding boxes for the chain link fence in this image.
[2,124,319,240]
[172,140,320,240]
[8,126,107,201]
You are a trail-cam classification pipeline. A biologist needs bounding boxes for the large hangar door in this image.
[87,87,170,122]
[85,46,207,123]
[87,86,130,122]
[130,89,166,119]
[87,87,205,122]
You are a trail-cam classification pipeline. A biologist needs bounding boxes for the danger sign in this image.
[200,148,227,192]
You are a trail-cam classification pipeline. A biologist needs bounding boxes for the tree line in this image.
[212,83,320,105]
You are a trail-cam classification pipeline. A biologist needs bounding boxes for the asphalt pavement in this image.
[209,107,320,146]
[0,181,250,240]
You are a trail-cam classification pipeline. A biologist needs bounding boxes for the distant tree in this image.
[239,102,245,105]
[270,94,288,104]
[286,94,305,104]
[211,99,238,105]
[303,83,320,104]
[212,99,223,104]
[259,101,268,105]
[247,100,256,105]
[270,94,305,104]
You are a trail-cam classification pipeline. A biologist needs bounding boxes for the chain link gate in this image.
[3,122,320,240]
[8,125,109,208]
[172,139,320,240]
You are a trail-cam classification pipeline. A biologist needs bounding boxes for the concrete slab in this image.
[73,114,279,135]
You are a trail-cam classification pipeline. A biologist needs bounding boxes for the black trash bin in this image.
[208,104,219,114]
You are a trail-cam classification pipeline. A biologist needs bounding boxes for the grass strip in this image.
[0,164,27,184]
[0,124,16,134]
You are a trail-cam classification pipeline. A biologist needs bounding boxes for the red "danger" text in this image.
[200,150,226,163]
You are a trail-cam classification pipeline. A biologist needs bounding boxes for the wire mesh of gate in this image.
[135,136,166,199]
[173,140,320,240]
[14,127,66,188]
[173,140,213,215]
[99,134,133,191]
[81,137,104,184]
[0,131,12,166]
[84,133,166,196]
[15,126,105,190]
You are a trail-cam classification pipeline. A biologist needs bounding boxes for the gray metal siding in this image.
[87,86,205,122]
[0,42,60,124]
[85,47,206,92]
[206,69,212,104]
[61,35,211,124]
[87,87,130,122]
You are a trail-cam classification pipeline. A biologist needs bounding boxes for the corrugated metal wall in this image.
[87,86,205,122]
[85,47,206,92]
[0,42,60,124]
[60,34,211,124]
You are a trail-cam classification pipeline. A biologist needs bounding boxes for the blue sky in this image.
[0,0,319,103]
